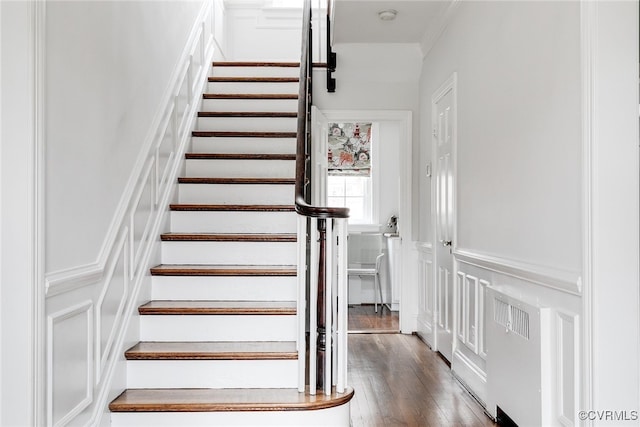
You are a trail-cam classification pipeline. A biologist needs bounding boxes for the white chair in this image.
[347,233,387,313]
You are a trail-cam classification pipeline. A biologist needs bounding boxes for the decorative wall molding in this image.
[454,248,582,296]
[556,311,579,427]
[46,301,94,427]
[419,0,460,59]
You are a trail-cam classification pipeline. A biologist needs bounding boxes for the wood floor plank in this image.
[169,204,295,212]
[160,233,296,242]
[125,341,297,360]
[138,300,297,315]
[184,153,296,160]
[197,111,297,118]
[202,93,297,100]
[212,61,300,67]
[208,77,299,83]
[348,305,399,332]
[110,387,354,412]
[348,334,496,427]
[150,264,297,276]
[177,177,295,185]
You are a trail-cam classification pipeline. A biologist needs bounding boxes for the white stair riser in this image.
[191,136,296,154]
[207,81,299,94]
[170,211,297,233]
[178,184,294,204]
[140,315,296,341]
[197,116,297,132]
[111,404,351,427]
[185,159,295,178]
[202,98,297,112]
[127,359,297,389]
[161,241,296,265]
[211,66,299,78]
[152,276,297,301]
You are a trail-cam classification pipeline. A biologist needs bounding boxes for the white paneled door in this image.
[433,76,456,362]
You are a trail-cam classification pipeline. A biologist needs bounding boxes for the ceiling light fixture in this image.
[378,9,397,21]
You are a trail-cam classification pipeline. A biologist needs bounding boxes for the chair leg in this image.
[375,272,384,315]
[374,273,378,313]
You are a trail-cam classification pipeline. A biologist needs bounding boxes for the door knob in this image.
[440,240,452,247]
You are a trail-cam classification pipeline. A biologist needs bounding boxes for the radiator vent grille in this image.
[494,298,510,328]
[510,305,530,340]
[493,297,530,340]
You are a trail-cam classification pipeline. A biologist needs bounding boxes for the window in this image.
[327,175,372,223]
[326,122,374,224]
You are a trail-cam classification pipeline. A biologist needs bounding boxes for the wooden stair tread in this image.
[170,204,295,212]
[150,264,297,276]
[138,300,297,315]
[198,111,297,118]
[192,131,297,138]
[185,153,296,160]
[203,93,298,100]
[178,177,295,185]
[109,387,355,412]
[209,77,299,83]
[160,233,296,242]
[213,61,300,67]
[125,341,297,360]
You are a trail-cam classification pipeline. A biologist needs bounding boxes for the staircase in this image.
[108,62,353,426]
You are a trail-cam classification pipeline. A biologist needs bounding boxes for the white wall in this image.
[419,0,582,272]
[45,0,205,274]
[224,0,302,61]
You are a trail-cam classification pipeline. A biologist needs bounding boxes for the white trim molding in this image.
[454,248,582,296]
[579,0,640,419]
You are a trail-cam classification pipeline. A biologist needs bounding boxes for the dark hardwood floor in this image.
[348,304,399,333]
[348,334,496,427]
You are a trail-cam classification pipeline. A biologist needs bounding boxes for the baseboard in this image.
[452,349,487,406]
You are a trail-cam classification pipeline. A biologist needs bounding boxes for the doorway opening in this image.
[312,109,412,334]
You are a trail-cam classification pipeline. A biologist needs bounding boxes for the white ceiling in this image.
[332,0,447,44]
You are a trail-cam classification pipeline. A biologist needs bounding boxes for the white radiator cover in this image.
[486,287,552,425]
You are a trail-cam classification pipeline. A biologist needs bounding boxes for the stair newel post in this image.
[316,218,327,390]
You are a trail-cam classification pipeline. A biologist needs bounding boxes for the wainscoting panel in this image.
[43,2,217,426]
[416,243,434,347]
[556,311,578,427]
[47,301,94,427]
[451,267,489,406]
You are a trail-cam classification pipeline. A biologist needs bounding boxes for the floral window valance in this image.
[327,122,372,176]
